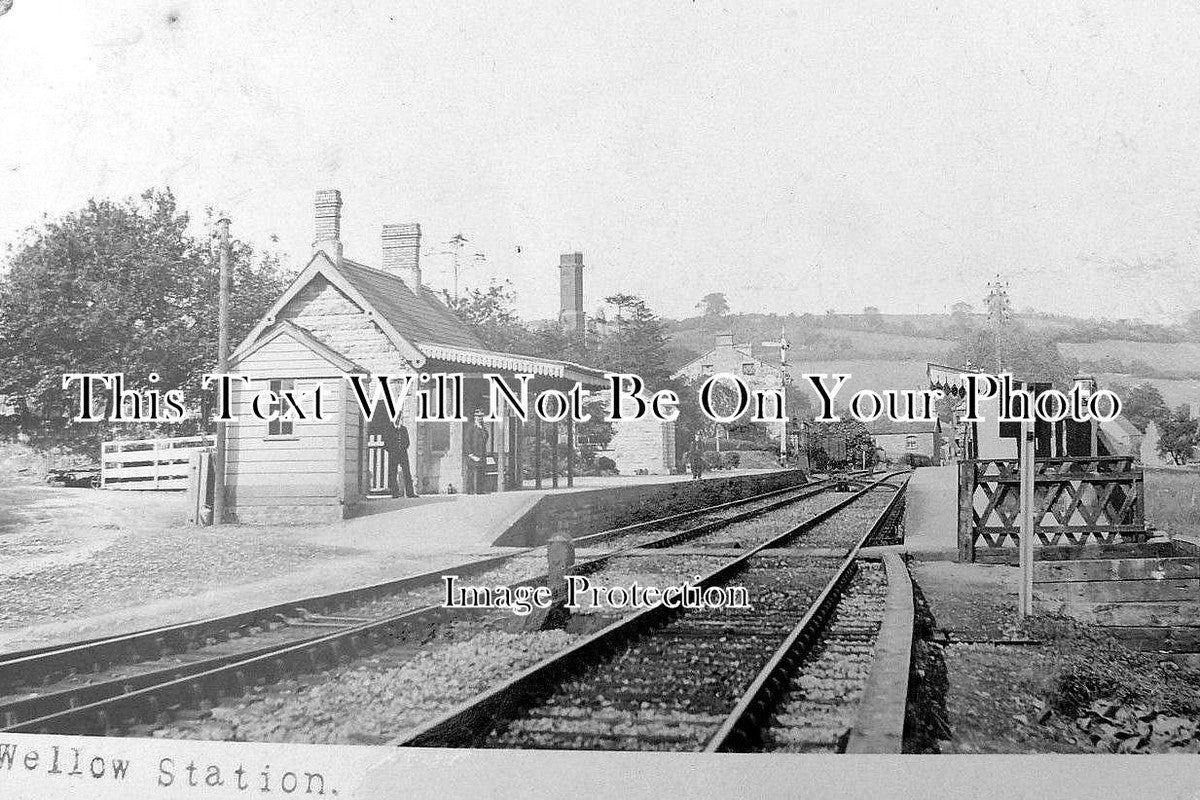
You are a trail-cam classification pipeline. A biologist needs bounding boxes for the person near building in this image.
[690,432,705,480]
[396,414,417,498]
[465,409,490,494]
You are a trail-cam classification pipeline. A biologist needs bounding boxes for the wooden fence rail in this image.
[101,435,215,491]
[958,456,1146,563]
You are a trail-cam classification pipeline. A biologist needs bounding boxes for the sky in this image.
[2,1,1200,323]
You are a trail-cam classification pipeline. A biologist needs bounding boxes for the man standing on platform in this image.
[465,409,490,494]
[396,413,417,498]
[690,431,705,480]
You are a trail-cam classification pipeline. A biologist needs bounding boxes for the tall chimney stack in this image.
[313,189,343,262]
[382,223,422,289]
[559,252,585,333]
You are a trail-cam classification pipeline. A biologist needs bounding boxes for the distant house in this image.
[671,333,784,388]
[866,417,943,464]
[1099,415,1143,459]
[224,190,605,523]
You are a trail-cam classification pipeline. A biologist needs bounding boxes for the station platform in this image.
[862,464,959,561]
[0,469,785,651]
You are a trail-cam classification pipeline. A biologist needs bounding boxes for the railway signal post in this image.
[1018,418,1035,618]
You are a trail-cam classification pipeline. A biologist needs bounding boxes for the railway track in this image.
[395,473,908,751]
[0,471,873,735]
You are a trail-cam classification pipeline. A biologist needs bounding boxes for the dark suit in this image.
[465,421,489,494]
[369,410,413,498]
[396,423,416,497]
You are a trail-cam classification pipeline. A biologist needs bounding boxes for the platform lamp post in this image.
[761,329,791,465]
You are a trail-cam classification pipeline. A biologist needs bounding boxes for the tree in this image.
[1158,405,1199,465]
[444,280,531,354]
[595,294,673,388]
[1186,310,1200,340]
[0,189,290,448]
[945,323,1076,388]
[697,292,730,318]
[1108,381,1169,433]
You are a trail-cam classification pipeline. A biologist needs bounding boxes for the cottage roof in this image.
[338,259,484,350]
[230,320,367,373]
[865,417,941,436]
[235,251,606,385]
[670,342,781,381]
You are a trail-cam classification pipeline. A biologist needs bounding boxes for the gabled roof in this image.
[338,259,484,350]
[235,249,604,383]
[670,343,782,381]
[865,417,941,436]
[230,320,367,374]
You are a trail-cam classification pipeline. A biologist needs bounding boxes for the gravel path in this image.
[0,528,361,628]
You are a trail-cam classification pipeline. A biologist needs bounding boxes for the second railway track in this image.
[397,472,909,751]
[0,471,876,736]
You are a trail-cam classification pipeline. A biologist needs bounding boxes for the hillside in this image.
[666,311,1200,409]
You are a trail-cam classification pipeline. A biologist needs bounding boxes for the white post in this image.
[1018,418,1035,618]
[213,218,231,525]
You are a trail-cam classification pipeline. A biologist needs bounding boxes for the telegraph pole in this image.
[213,218,231,526]
[448,233,468,301]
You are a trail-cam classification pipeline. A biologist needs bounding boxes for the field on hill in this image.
[1061,340,1200,373]
[1094,373,1200,411]
[791,359,934,402]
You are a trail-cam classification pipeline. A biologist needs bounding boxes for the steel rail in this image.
[0,473,835,690]
[704,475,910,752]
[394,471,906,748]
[0,474,857,734]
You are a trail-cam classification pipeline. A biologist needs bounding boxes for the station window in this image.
[268,379,294,437]
[906,434,918,452]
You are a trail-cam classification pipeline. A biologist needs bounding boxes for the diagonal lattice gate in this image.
[958,456,1146,562]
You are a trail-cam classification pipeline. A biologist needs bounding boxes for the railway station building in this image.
[223,190,606,523]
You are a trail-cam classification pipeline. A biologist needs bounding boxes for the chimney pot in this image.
[313,189,343,262]
[382,223,422,290]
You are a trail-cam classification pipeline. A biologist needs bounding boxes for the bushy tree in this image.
[595,293,674,388]
[697,292,730,318]
[1109,381,1169,433]
[1158,405,1199,465]
[946,323,1076,388]
[444,280,532,354]
[0,190,291,448]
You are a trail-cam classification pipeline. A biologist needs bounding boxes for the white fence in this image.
[367,434,391,494]
[101,435,214,491]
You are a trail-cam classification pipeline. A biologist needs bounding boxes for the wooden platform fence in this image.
[101,435,215,491]
[958,456,1147,563]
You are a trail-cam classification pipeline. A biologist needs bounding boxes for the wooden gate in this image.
[101,435,214,490]
[367,434,390,495]
[958,456,1146,563]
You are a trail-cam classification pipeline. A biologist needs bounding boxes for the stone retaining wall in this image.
[492,469,807,547]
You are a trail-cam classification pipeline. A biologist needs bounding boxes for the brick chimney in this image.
[382,223,422,289]
[313,189,343,262]
[559,252,585,333]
